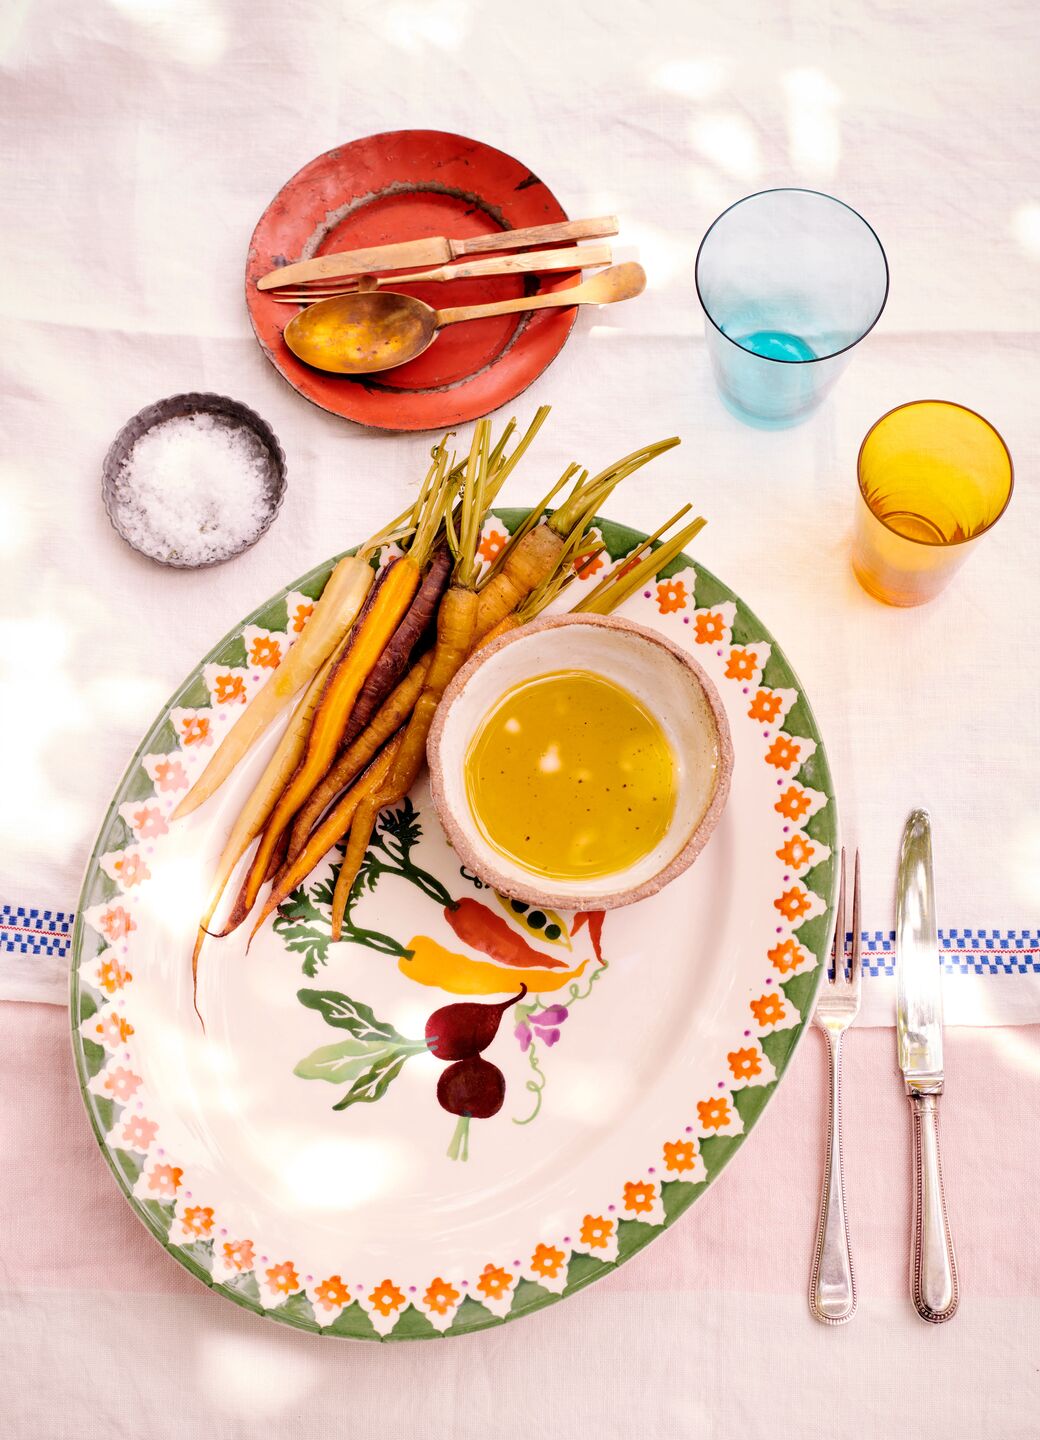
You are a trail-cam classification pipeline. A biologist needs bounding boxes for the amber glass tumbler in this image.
[852,401,1013,606]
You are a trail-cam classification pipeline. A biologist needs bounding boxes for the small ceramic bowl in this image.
[102,392,287,568]
[427,613,734,911]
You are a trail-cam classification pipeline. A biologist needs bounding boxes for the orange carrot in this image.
[247,735,403,943]
[473,436,680,641]
[329,421,494,937]
[286,651,433,864]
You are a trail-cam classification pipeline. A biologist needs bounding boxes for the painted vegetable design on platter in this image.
[285,799,608,1155]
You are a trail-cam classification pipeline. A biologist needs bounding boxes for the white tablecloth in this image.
[2,0,1039,1433]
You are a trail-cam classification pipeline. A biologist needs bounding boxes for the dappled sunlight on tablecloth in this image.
[782,67,842,180]
[651,57,730,102]
[0,481,32,559]
[108,0,228,65]
[690,112,762,182]
[198,1328,318,1415]
[377,0,470,53]
[0,613,87,861]
[1012,203,1040,259]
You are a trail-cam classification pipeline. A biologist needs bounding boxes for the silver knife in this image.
[896,808,959,1323]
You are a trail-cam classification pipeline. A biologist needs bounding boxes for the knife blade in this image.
[895,807,959,1323]
[256,215,619,291]
[896,807,944,1091]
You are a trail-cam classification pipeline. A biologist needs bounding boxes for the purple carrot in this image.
[338,546,451,752]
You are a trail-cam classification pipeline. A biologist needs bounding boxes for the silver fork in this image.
[809,848,862,1325]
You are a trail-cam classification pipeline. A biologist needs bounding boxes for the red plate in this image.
[245,131,579,431]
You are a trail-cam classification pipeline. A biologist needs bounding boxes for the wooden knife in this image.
[256,216,619,291]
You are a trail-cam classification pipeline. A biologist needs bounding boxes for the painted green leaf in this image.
[332,1050,413,1111]
[297,988,404,1043]
[274,891,332,976]
[388,1304,439,1341]
[325,1301,379,1339]
[446,1295,503,1336]
[294,1038,394,1085]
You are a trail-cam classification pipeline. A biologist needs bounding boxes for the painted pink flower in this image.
[121,1115,158,1150]
[98,906,135,941]
[152,757,187,792]
[103,1067,141,1102]
[131,806,167,840]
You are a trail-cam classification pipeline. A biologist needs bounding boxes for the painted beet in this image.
[425,985,526,1061]
[437,1056,506,1119]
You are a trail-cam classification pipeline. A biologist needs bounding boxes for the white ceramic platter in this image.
[71,510,837,1339]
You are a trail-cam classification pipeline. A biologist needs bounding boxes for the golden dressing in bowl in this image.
[464,669,677,882]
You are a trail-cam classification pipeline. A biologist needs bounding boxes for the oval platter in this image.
[245,131,580,432]
[71,512,838,1340]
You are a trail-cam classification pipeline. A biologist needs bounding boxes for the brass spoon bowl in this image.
[282,262,646,376]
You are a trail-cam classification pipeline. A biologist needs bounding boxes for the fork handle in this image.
[909,1092,959,1323]
[810,1029,857,1324]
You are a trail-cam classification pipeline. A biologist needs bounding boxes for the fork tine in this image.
[830,847,846,980]
[270,288,360,303]
[849,850,862,990]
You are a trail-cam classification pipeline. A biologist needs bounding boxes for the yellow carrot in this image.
[221,554,422,930]
[190,642,341,1002]
[174,554,374,821]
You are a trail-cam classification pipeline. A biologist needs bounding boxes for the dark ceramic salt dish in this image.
[101,392,287,568]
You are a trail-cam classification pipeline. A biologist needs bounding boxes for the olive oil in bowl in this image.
[464,669,677,882]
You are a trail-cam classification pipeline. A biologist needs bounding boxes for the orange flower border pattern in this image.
[70,515,836,1341]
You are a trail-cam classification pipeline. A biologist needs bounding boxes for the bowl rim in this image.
[101,391,288,569]
[426,611,734,911]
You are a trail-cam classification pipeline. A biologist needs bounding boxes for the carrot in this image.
[276,412,548,868]
[189,641,341,1010]
[473,435,681,641]
[286,651,433,864]
[246,734,403,943]
[216,448,455,935]
[576,514,706,615]
[216,555,419,931]
[339,546,450,754]
[328,420,494,937]
[174,555,375,821]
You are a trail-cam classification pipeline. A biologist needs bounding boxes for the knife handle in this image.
[909,1092,959,1323]
[454,216,619,257]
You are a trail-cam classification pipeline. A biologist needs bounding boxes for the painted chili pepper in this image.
[443,897,567,970]
[570,909,605,962]
[400,937,590,996]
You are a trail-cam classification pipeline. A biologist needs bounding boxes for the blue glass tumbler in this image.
[695,189,889,427]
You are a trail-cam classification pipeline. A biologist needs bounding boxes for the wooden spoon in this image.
[282,262,646,376]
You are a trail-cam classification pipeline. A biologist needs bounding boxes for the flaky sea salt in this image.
[110,412,275,565]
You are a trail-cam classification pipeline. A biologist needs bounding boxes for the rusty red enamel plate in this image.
[245,131,578,431]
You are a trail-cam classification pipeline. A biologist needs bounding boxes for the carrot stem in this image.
[576,516,706,614]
